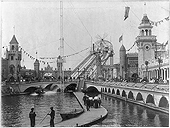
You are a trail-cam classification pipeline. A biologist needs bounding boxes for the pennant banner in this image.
[17,45,90,65]
[119,35,123,42]
[124,7,130,21]
[149,16,169,27]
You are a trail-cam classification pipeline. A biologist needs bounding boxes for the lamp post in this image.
[158,57,163,80]
[145,61,149,79]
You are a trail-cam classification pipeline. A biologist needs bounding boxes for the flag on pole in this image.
[165,41,168,46]
[124,7,130,21]
[119,35,123,42]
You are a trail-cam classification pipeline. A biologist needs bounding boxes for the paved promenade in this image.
[54,92,108,127]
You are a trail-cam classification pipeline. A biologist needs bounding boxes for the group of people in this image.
[29,107,55,127]
[83,94,101,111]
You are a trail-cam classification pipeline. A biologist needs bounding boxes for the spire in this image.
[141,14,150,25]
[10,35,18,44]
[120,45,126,51]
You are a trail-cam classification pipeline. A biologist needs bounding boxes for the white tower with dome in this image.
[136,14,157,78]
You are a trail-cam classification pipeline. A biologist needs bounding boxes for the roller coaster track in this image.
[71,50,111,79]
[71,38,113,79]
[71,53,96,78]
[88,52,110,78]
[71,54,92,74]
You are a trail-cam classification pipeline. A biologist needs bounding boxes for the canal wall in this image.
[102,92,169,114]
[85,81,169,114]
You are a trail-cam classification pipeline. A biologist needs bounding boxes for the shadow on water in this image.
[95,94,169,127]
[146,109,156,119]
[159,113,169,126]
[1,92,82,127]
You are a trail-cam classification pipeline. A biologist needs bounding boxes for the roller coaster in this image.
[71,38,114,80]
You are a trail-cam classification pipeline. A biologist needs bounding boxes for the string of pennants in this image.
[127,41,136,51]
[2,45,90,65]
[150,16,169,26]
[39,47,90,60]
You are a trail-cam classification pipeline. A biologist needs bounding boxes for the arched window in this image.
[145,29,148,36]
[165,68,167,80]
[162,69,164,80]
[9,65,15,75]
[11,56,14,60]
[12,45,14,50]
[149,30,152,35]
[141,30,144,36]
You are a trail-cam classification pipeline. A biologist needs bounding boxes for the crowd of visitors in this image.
[83,94,101,111]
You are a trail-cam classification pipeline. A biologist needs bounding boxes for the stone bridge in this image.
[85,81,169,114]
[1,80,79,95]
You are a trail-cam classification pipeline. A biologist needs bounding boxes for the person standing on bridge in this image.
[48,107,55,127]
[83,94,88,105]
[29,108,36,127]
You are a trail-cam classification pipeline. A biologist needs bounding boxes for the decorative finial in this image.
[36,51,37,60]
[144,2,146,15]
[13,26,15,35]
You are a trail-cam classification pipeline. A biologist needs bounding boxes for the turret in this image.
[119,45,126,79]
[136,14,157,78]
[34,59,40,79]
[7,35,22,80]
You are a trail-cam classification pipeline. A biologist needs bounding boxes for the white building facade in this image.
[136,14,169,83]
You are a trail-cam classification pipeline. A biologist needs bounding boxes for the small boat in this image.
[60,109,84,121]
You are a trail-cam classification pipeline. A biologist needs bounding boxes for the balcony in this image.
[136,36,156,42]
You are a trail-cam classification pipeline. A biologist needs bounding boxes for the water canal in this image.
[1,91,169,127]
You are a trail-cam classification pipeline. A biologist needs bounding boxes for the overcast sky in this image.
[1,0,169,70]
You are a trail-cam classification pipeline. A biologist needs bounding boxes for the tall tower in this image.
[136,14,157,78]
[6,35,22,80]
[34,59,40,79]
[119,45,126,79]
[57,55,63,79]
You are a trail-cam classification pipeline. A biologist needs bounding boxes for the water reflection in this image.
[2,92,169,127]
[95,94,169,127]
[1,92,81,127]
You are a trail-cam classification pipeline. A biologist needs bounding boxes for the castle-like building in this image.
[1,14,169,83]
[118,14,169,83]
[1,35,71,82]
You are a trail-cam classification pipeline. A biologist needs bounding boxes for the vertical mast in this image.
[60,1,64,57]
[60,1,64,86]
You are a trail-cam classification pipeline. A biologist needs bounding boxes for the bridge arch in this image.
[116,89,120,95]
[159,96,169,109]
[44,83,53,90]
[86,86,100,93]
[108,88,111,93]
[128,91,135,100]
[136,92,144,102]
[105,88,107,93]
[50,84,58,91]
[112,88,115,94]
[146,94,155,106]
[64,83,77,92]
[122,90,127,97]
[24,86,39,94]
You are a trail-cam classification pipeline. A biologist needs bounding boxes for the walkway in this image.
[53,92,108,127]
